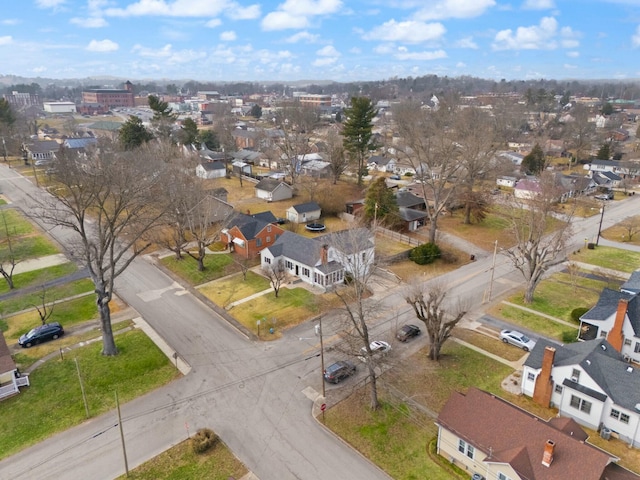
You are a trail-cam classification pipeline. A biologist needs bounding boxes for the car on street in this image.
[396,324,421,342]
[595,191,614,200]
[390,174,401,180]
[359,340,391,362]
[499,329,536,351]
[323,360,357,383]
[19,322,64,348]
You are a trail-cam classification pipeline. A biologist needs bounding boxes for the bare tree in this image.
[0,211,19,290]
[272,104,319,186]
[500,172,574,304]
[404,281,467,361]
[565,104,595,164]
[262,258,287,297]
[33,285,55,325]
[32,139,172,356]
[324,127,348,185]
[620,216,640,242]
[392,98,465,243]
[455,107,501,224]
[329,227,381,410]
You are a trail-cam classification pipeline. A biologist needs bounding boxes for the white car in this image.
[500,329,536,352]
[359,340,391,362]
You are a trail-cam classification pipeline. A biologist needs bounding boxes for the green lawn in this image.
[0,208,37,236]
[0,262,77,295]
[160,254,239,285]
[197,271,271,306]
[570,246,640,274]
[119,438,247,480]
[0,330,180,460]
[491,304,579,342]
[0,235,59,260]
[0,278,95,317]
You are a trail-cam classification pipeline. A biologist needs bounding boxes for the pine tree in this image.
[342,97,376,186]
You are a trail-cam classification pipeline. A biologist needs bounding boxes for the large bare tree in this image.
[392,98,465,243]
[32,139,172,355]
[404,281,467,361]
[500,172,574,304]
[324,127,348,185]
[0,211,19,290]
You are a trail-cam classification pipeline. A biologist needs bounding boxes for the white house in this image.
[260,229,375,290]
[0,332,29,401]
[286,202,321,224]
[254,178,293,202]
[196,160,227,179]
[497,175,518,188]
[522,338,640,448]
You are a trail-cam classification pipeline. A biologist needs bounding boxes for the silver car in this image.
[499,329,536,352]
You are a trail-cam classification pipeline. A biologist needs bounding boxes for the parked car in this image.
[390,174,401,180]
[396,324,421,342]
[19,322,64,348]
[359,340,391,362]
[499,329,536,352]
[595,191,614,200]
[323,360,356,384]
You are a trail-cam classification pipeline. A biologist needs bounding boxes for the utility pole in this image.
[75,358,90,419]
[115,391,129,477]
[315,316,326,421]
[487,240,498,303]
[2,137,7,164]
[596,201,605,246]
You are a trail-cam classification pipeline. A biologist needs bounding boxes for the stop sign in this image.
[320,403,326,412]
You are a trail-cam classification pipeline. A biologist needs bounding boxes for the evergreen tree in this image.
[363,177,400,228]
[596,142,611,160]
[0,99,16,128]
[521,143,546,174]
[118,115,153,150]
[176,118,199,146]
[250,104,262,119]
[198,129,219,150]
[342,97,376,186]
[148,95,176,138]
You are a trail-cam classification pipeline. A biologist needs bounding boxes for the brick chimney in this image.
[320,244,329,265]
[607,298,628,352]
[542,439,555,467]
[533,346,556,408]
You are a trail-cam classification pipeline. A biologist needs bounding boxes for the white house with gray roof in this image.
[260,229,374,290]
[522,338,640,447]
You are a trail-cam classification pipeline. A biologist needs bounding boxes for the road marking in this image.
[137,281,186,302]
[302,386,320,402]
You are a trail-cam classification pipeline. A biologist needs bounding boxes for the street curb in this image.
[132,316,192,375]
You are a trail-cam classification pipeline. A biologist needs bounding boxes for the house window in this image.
[267,225,271,232]
[571,369,580,382]
[264,257,271,264]
[569,395,592,414]
[555,385,563,394]
[624,338,632,346]
[286,261,293,270]
[621,413,630,424]
[302,267,309,277]
[458,440,474,459]
[635,342,640,354]
[610,408,621,420]
[498,473,512,480]
[600,330,608,338]
[527,372,535,381]
[266,236,271,243]
[256,238,262,247]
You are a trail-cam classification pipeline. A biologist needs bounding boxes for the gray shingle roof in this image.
[255,178,289,192]
[266,230,323,268]
[395,190,425,208]
[291,202,321,214]
[621,270,640,295]
[251,211,278,224]
[228,213,271,240]
[398,207,428,222]
[580,288,632,322]
[314,228,373,255]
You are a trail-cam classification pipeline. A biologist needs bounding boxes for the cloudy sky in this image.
[2,0,640,82]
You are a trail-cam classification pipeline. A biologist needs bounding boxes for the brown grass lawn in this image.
[451,328,525,362]
[601,214,640,245]
[437,208,516,251]
[386,244,470,282]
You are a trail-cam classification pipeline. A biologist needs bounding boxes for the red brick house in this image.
[221,212,284,259]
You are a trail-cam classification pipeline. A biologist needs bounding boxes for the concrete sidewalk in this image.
[12,253,70,275]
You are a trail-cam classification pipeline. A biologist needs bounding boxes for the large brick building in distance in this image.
[81,81,135,109]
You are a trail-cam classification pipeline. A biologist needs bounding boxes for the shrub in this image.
[440,250,458,264]
[409,243,441,265]
[191,428,218,454]
[570,307,590,323]
[561,329,580,344]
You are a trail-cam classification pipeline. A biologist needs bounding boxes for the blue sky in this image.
[2,0,640,83]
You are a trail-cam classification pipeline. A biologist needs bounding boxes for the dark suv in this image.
[19,322,64,348]
[396,324,421,342]
[323,360,356,384]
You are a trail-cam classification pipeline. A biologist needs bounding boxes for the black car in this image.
[19,322,64,348]
[396,324,421,342]
[323,360,356,384]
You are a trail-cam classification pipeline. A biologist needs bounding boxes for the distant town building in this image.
[43,102,77,114]
[81,81,134,109]
[2,91,40,108]
[292,92,332,107]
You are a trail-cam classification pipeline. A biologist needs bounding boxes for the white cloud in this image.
[492,16,560,50]
[104,0,245,18]
[0,36,13,46]
[373,43,395,55]
[632,25,640,48]
[455,36,478,49]
[414,0,495,21]
[1,19,20,26]
[261,0,343,31]
[86,39,119,52]
[316,45,340,56]
[228,4,261,20]
[220,31,237,41]
[132,43,207,64]
[563,63,578,69]
[566,51,580,57]
[522,0,555,9]
[70,17,108,28]
[284,31,320,44]
[313,57,337,66]
[36,0,66,7]
[395,49,447,61]
[349,47,361,54]
[363,20,446,44]
[205,19,222,28]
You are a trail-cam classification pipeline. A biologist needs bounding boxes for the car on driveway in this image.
[390,174,401,180]
[359,340,391,362]
[396,324,421,342]
[499,329,536,352]
[19,322,64,348]
[323,360,356,383]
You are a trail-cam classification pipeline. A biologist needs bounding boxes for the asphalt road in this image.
[1,162,639,480]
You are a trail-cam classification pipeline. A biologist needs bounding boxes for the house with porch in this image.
[260,228,375,290]
[521,338,640,448]
[437,387,636,480]
[0,332,29,401]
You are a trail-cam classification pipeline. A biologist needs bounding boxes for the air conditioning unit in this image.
[571,376,578,382]
[623,354,631,362]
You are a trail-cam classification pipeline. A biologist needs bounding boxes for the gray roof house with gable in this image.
[254,178,293,202]
[260,228,374,290]
[286,202,321,223]
[521,338,640,447]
